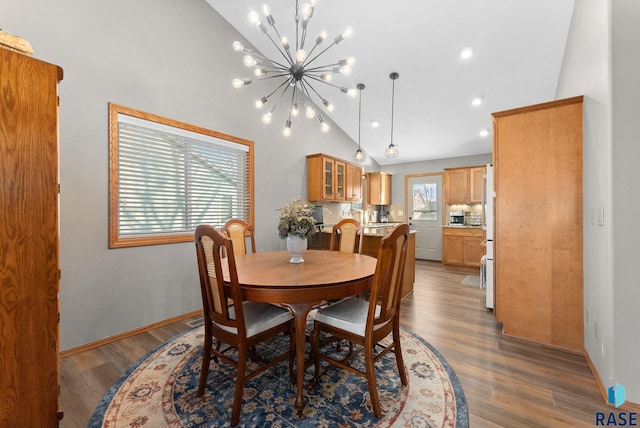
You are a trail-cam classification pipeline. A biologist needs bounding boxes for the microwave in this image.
[450,211,465,226]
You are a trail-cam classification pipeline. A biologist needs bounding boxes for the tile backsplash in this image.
[316,202,406,225]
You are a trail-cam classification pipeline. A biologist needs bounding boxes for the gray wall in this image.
[557,0,640,403]
[1,0,372,351]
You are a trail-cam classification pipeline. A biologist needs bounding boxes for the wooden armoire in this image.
[0,46,63,425]
[492,96,583,353]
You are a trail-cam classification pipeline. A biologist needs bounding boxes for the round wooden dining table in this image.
[225,249,377,416]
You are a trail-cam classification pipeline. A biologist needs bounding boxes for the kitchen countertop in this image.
[443,224,484,229]
[321,223,416,237]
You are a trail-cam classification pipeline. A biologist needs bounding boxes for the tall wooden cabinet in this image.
[0,47,63,426]
[492,96,583,352]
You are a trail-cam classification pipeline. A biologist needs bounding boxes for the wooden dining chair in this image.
[221,219,256,255]
[194,224,293,426]
[329,218,363,254]
[310,223,410,418]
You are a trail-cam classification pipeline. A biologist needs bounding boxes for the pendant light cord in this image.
[358,86,362,149]
[390,75,396,146]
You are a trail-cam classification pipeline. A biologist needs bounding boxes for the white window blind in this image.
[109,104,253,248]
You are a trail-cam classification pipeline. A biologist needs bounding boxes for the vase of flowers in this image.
[277,197,318,263]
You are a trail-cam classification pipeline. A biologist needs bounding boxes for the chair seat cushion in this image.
[216,302,292,338]
[315,297,381,336]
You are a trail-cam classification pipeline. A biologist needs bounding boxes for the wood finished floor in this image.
[59,260,615,427]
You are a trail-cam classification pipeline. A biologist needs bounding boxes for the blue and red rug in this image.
[90,326,468,427]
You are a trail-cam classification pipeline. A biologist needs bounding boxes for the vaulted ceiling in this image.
[206,0,575,165]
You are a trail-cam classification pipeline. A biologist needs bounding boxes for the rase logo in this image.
[595,412,638,426]
[595,383,637,426]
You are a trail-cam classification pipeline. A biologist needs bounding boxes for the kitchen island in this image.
[316,223,416,299]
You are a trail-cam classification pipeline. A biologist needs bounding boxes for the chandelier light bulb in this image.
[283,120,292,137]
[339,64,352,76]
[255,96,267,109]
[232,78,243,89]
[232,41,244,52]
[316,31,327,44]
[291,103,299,116]
[243,55,257,67]
[301,3,313,19]
[281,37,290,50]
[262,111,273,124]
[318,116,330,132]
[261,4,270,16]
[346,88,358,97]
[323,99,334,112]
[305,105,316,119]
[343,27,354,39]
[320,73,331,82]
[295,49,307,63]
[254,68,266,77]
[248,10,260,25]
[353,149,366,163]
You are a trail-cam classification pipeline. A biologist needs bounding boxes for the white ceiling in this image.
[206,0,575,165]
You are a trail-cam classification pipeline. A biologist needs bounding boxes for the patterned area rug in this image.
[89,326,468,427]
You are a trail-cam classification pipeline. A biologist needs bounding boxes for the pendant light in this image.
[384,72,400,159]
[353,83,366,163]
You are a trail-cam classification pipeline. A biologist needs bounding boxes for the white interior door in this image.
[407,174,443,260]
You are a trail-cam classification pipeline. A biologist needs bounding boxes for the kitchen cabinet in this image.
[0,47,63,426]
[444,166,486,204]
[367,172,391,205]
[307,153,362,202]
[346,163,363,202]
[492,96,583,352]
[469,167,486,203]
[442,227,485,270]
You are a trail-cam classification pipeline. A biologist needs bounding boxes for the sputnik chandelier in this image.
[231,0,357,137]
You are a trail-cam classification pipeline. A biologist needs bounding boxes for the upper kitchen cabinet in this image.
[367,172,391,205]
[469,167,486,203]
[493,96,583,353]
[345,163,363,202]
[444,166,486,204]
[307,153,362,202]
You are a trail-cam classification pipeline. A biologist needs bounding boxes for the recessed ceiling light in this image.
[371,120,380,128]
[460,47,473,59]
[471,97,483,106]
[480,129,490,137]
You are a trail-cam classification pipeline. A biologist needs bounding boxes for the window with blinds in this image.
[108,103,254,248]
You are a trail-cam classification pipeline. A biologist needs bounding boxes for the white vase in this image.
[286,234,308,263]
